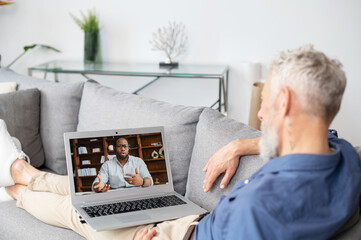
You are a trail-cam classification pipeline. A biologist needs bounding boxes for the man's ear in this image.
[280,86,291,116]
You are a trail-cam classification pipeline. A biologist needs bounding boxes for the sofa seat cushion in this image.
[185,108,263,211]
[0,68,84,174]
[0,88,45,167]
[0,201,84,240]
[76,80,204,195]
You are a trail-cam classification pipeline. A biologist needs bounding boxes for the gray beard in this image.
[259,120,279,161]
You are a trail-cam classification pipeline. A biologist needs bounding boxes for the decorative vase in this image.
[151,150,159,159]
[159,147,164,158]
[84,31,99,63]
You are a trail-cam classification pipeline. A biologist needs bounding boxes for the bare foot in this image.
[5,184,26,200]
[10,159,40,186]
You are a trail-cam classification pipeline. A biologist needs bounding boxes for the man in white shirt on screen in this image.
[92,137,153,192]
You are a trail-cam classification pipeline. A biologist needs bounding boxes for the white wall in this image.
[1,0,360,145]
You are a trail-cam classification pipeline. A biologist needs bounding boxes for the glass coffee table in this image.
[28,60,229,113]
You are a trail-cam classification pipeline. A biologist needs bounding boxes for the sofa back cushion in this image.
[0,89,44,167]
[0,68,84,174]
[185,108,263,211]
[76,81,204,195]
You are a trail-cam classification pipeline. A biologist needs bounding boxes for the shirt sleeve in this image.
[91,162,109,191]
[137,158,153,185]
[223,198,288,240]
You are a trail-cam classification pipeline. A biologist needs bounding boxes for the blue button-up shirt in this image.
[195,131,361,239]
[92,155,153,190]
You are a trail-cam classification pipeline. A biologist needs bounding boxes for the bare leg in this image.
[6,184,26,200]
[10,159,40,186]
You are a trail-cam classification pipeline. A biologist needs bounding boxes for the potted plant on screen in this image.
[70,9,101,63]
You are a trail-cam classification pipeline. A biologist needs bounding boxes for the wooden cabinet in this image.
[71,133,168,193]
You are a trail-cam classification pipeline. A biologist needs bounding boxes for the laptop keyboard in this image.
[82,195,187,218]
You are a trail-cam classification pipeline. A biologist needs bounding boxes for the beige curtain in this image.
[248,82,264,130]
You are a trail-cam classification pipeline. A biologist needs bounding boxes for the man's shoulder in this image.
[128,155,145,163]
[102,159,112,167]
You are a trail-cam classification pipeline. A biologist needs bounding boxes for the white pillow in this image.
[0,82,17,94]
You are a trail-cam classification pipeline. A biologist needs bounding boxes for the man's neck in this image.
[117,156,129,166]
[279,114,332,156]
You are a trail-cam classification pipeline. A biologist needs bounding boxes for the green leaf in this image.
[7,44,61,68]
[24,44,37,52]
[39,44,61,53]
[69,9,100,33]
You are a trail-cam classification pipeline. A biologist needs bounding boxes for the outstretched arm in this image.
[93,164,110,193]
[93,174,111,193]
[203,137,260,192]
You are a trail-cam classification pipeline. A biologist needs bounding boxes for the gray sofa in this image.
[0,68,360,240]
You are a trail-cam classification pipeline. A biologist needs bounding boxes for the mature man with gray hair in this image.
[1,45,360,240]
[202,45,361,239]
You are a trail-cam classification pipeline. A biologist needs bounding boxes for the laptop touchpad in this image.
[115,213,151,223]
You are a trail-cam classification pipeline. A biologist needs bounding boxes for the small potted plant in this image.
[70,9,100,63]
[150,21,188,68]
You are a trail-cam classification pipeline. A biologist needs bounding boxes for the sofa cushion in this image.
[0,89,45,167]
[333,219,361,240]
[185,108,263,211]
[0,201,84,240]
[76,80,204,195]
[0,68,84,174]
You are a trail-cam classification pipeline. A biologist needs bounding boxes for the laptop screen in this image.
[69,132,169,196]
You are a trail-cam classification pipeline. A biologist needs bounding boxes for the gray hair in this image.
[269,45,346,121]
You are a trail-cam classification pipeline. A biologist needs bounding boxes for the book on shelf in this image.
[78,168,97,177]
[78,146,88,154]
[92,148,101,153]
[82,160,91,165]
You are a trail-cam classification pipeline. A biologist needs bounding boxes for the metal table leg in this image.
[133,77,160,95]
[221,76,227,113]
[218,78,222,112]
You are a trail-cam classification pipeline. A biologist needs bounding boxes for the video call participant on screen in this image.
[92,137,153,193]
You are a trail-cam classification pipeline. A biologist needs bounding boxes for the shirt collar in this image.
[113,155,131,167]
[259,141,341,175]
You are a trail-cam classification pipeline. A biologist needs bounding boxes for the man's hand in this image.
[134,228,156,240]
[124,168,143,186]
[94,174,110,193]
[203,138,260,192]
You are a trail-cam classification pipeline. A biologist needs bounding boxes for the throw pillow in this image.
[76,80,204,195]
[0,82,17,94]
[0,89,44,167]
[0,68,85,174]
[185,108,263,211]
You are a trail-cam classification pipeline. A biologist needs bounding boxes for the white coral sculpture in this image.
[150,22,188,64]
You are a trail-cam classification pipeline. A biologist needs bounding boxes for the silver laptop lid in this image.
[64,126,174,205]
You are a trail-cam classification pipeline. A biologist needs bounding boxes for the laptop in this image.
[64,126,207,231]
